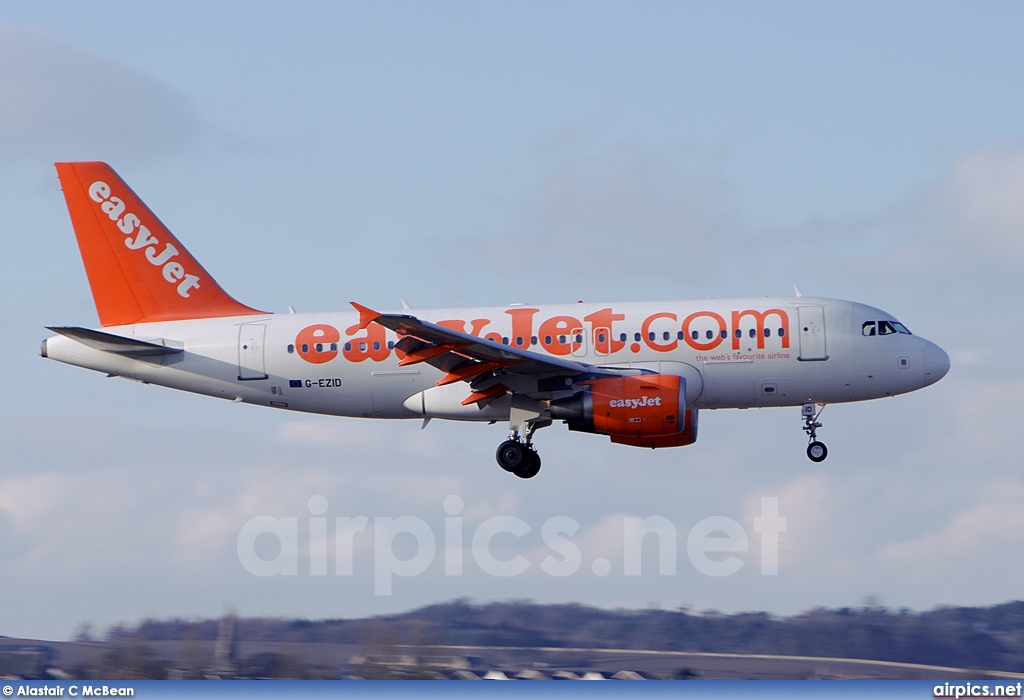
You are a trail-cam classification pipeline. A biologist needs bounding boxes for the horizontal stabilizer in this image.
[46,326,183,357]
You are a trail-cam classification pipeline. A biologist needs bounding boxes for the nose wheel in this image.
[807,440,828,462]
[802,403,828,462]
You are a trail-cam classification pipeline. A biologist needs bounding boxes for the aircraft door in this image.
[702,359,755,407]
[797,306,828,361]
[594,327,611,356]
[571,326,588,357]
[238,323,268,380]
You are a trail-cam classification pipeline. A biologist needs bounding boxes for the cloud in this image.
[526,512,628,568]
[276,417,395,448]
[902,377,1024,467]
[0,22,205,163]
[468,148,742,279]
[879,479,1024,562]
[943,146,1024,259]
[0,468,152,571]
[834,144,1024,288]
[449,138,1024,311]
[458,141,1024,299]
[171,507,239,568]
[274,416,462,468]
[0,473,74,533]
[743,476,832,568]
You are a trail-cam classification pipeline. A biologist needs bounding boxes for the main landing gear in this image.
[496,422,541,479]
[496,439,541,479]
[802,403,828,462]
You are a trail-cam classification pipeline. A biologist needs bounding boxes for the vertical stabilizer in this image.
[55,161,266,326]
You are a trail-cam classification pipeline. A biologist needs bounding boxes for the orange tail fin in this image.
[55,162,266,327]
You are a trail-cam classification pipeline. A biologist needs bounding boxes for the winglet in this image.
[350,302,381,330]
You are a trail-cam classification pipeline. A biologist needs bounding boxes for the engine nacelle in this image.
[608,409,698,448]
[550,374,698,448]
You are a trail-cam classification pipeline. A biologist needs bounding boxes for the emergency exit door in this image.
[238,323,268,380]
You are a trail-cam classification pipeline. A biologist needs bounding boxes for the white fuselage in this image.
[42,296,950,423]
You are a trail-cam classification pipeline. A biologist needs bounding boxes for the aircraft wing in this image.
[351,303,631,404]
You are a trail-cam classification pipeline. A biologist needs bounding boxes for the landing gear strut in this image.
[802,403,828,462]
[496,422,541,479]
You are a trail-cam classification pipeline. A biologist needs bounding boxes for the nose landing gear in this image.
[802,403,828,462]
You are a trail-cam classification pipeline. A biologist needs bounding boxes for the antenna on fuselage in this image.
[793,285,804,297]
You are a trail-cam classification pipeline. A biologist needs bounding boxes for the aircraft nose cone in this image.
[923,342,950,384]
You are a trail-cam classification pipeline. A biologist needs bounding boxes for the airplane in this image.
[41,162,950,479]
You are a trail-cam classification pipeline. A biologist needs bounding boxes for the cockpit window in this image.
[864,319,912,336]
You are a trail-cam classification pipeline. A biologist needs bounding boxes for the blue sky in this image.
[2,2,1024,641]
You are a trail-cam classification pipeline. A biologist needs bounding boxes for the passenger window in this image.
[705,330,713,340]
[735,329,742,338]
[778,328,785,337]
[531,336,537,346]
[287,344,295,353]
[372,341,380,351]
[359,341,367,352]
[315,343,322,352]
[387,341,394,350]
[691,330,699,340]
[545,335,552,345]
[502,337,509,345]
[516,336,524,346]
[748,328,756,338]
[619,333,627,342]
[597,333,606,344]
[764,328,770,337]
[648,332,655,341]
[301,344,309,353]
[862,322,876,336]
[558,335,566,344]
[677,331,685,340]
[665,331,672,341]
[634,332,641,342]
[575,334,583,343]
[344,342,351,352]
[331,343,338,352]
[721,330,728,339]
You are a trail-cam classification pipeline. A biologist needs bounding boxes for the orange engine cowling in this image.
[550,374,699,448]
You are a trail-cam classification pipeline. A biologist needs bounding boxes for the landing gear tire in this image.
[513,450,541,479]
[496,440,527,472]
[801,404,828,462]
[496,440,542,478]
[807,441,828,463]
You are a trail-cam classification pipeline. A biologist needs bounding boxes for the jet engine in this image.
[550,374,699,448]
